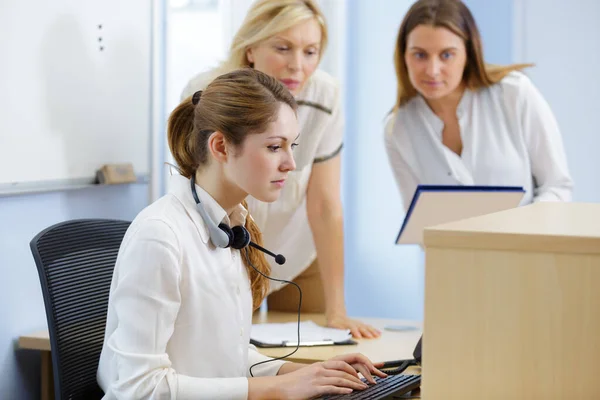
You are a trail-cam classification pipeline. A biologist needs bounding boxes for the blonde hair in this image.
[393,0,533,109]
[220,0,328,73]
[168,68,297,309]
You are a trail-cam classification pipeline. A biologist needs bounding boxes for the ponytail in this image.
[168,70,296,176]
[167,96,197,178]
[241,199,272,310]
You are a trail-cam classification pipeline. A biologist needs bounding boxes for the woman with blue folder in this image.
[384,0,573,212]
[97,69,385,399]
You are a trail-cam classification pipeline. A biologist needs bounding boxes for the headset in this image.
[190,174,286,264]
[190,174,301,376]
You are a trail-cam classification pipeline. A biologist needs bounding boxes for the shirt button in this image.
[240,328,244,337]
[236,286,240,295]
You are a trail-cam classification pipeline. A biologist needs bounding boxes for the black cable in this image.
[379,359,417,375]
[244,248,302,378]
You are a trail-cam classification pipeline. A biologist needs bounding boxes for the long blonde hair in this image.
[220,0,328,73]
[168,68,297,309]
[393,0,533,109]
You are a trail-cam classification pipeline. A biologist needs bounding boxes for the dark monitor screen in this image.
[413,336,422,363]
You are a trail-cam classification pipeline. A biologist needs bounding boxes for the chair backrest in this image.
[31,218,130,400]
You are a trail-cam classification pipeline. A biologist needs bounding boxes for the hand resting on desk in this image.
[326,314,382,339]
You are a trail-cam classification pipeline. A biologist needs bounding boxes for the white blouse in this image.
[182,69,344,285]
[97,174,285,400]
[384,71,573,212]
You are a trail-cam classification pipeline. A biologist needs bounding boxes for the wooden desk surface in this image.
[425,202,600,254]
[19,311,422,364]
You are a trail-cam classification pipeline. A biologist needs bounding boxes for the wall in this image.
[0,186,148,399]
[343,0,422,321]
[515,0,600,202]
[464,0,514,64]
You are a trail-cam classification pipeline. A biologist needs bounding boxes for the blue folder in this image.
[396,185,525,245]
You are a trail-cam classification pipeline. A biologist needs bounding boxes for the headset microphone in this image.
[248,242,286,265]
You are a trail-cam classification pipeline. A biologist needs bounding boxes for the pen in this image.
[282,340,335,347]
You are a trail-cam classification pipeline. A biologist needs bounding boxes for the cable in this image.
[244,248,302,378]
[379,359,417,375]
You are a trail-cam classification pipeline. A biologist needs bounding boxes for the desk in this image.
[20,312,422,400]
[423,202,600,399]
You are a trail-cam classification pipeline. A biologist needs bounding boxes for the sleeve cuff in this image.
[177,375,248,400]
[247,345,287,377]
[314,143,343,163]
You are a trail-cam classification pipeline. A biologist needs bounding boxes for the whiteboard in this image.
[0,0,151,192]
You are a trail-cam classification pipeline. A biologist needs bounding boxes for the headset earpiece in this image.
[217,223,234,248]
[230,225,251,249]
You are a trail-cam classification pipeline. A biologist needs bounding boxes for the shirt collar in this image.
[415,89,473,138]
[168,174,248,244]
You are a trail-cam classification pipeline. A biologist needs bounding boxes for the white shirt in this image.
[384,71,573,212]
[97,174,285,400]
[182,69,344,285]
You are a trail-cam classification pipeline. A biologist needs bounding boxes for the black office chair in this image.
[30,219,130,400]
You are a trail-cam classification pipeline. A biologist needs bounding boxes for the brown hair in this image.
[393,0,533,109]
[168,68,297,309]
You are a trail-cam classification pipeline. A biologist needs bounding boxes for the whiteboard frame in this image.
[0,175,149,198]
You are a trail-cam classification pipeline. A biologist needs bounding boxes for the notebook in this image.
[396,185,525,245]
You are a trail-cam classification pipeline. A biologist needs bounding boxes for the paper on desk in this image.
[251,320,351,345]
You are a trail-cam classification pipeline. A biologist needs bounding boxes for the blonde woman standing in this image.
[182,0,379,338]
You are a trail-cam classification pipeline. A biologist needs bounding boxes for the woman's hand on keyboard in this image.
[329,353,388,384]
[271,356,370,399]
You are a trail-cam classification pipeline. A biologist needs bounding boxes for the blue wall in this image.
[464,0,515,64]
[0,185,148,399]
[342,0,514,321]
[343,0,423,322]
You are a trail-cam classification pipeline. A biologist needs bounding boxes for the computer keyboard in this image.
[320,374,421,400]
